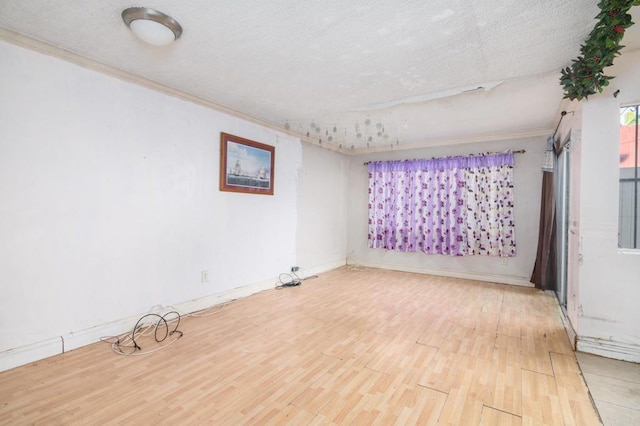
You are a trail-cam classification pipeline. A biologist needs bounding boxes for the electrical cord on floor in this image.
[101,311,183,356]
[101,297,239,357]
[277,272,301,288]
[275,271,319,289]
[102,269,325,354]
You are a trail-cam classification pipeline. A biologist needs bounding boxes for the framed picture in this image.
[219,132,275,195]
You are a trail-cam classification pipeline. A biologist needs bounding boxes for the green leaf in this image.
[560,1,638,99]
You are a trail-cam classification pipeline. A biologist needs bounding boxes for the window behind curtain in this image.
[367,153,516,257]
[619,105,640,249]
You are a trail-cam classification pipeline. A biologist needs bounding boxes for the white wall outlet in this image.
[201,270,209,283]
[500,258,508,266]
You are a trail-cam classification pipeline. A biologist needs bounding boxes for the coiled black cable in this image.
[103,310,183,356]
[131,311,182,350]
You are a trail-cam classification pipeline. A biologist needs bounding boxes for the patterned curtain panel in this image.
[367,153,516,257]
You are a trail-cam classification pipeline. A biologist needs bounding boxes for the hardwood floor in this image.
[0,267,601,425]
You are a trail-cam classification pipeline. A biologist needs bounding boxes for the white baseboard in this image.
[552,297,577,350]
[0,337,64,372]
[176,277,277,315]
[349,260,533,287]
[0,264,342,373]
[0,282,277,373]
[577,336,640,363]
[561,313,578,351]
[297,259,346,280]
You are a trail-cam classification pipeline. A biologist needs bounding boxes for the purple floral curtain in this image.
[368,153,516,257]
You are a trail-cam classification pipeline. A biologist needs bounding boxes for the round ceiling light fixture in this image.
[122,7,182,46]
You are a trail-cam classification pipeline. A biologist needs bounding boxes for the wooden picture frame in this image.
[219,132,275,195]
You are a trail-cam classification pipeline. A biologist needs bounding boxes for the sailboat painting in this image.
[220,132,275,195]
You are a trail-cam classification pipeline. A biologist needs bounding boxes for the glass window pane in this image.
[619,105,639,249]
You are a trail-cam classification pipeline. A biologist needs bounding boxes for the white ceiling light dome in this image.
[122,7,182,46]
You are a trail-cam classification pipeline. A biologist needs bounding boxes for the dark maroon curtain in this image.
[531,129,573,290]
[530,170,557,290]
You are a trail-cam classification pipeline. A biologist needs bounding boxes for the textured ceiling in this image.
[1,1,639,152]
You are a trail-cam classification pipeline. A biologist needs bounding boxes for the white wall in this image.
[562,110,583,331]
[0,39,348,370]
[296,143,348,273]
[346,138,545,286]
[572,49,640,362]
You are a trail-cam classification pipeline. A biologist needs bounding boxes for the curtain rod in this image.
[553,111,567,139]
[362,149,526,166]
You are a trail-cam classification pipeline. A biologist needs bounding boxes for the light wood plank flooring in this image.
[0,267,601,425]
[577,352,640,426]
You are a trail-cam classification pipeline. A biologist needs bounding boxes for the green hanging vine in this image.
[560,0,640,101]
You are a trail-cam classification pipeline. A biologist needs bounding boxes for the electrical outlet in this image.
[291,266,299,272]
[201,270,209,283]
[500,258,508,266]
